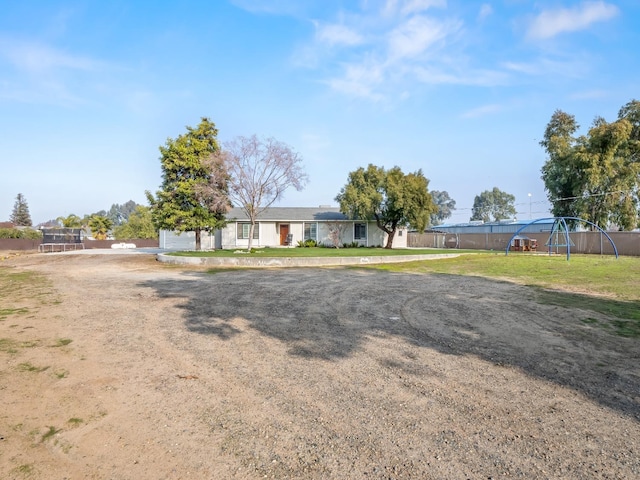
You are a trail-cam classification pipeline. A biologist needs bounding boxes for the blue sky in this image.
[1,0,638,225]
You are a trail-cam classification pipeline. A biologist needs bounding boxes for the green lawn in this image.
[169,247,479,258]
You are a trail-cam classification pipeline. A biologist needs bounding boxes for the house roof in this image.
[226,207,349,222]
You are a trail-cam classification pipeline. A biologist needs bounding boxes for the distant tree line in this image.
[1,194,158,241]
[54,204,157,240]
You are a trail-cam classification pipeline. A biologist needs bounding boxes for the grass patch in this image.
[169,247,478,258]
[41,426,61,442]
[0,338,41,353]
[0,267,59,319]
[12,464,34,475]
[370,253,640,300]
[55,369,69,379]
[367,253,640,337]
[0,307,29,319]
[535,289,640,337]
[0,268,50,299]
[17,362,49,373]
[52,338,72,347]
[67,417,83,425]
[0,337,18,353]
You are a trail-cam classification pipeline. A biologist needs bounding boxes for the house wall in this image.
[317,223,346,247]
[287,223,304,245]
[392,227,408,248]
[159,230,215,250]
[160,222,409,250]
[221,221,280,249]
[368,224,384,247]
[316,222,372,247]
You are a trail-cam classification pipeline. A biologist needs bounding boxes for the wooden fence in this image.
[0,239,159,252]
[408,231,640,256]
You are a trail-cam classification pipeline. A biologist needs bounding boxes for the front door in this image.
[280,224,290,245]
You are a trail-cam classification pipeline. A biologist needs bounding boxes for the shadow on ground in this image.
[140,267,640,420]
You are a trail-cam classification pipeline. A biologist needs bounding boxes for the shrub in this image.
[296,239,318,248]
[0,228,42,239]
[22,228,43,239]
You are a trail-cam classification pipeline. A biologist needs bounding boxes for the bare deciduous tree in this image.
[325,221,347,248]
[223,135,308,250]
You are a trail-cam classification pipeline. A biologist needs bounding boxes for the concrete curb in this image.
[157,253,460,268]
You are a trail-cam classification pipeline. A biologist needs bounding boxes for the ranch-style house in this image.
[159,207,407,250]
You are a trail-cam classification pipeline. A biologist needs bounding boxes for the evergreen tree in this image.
[146,117,230,250]
[10,193,32,226]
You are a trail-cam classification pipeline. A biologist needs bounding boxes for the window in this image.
[304,222,317,241]
[398,229,403,236]
[237,223,259,240]
[354,222,367,240]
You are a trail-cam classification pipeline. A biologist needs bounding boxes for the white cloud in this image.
[478,4,492,22]
[0,37,114,107]
[381,0,446,17]
[502,61,540,76]
[0,39,101,73]
[387,15,458,60]
[315,23,364,46]
[502,57,588,79]
[527,1,619,40]
[288,0,512,100]
[326,61,385,101]
[399,0,447,16]
[414,66,509,86]
[229,0,307,16]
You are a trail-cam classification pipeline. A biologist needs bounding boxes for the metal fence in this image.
[41,228,83,244]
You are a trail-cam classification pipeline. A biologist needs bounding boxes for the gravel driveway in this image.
[1,253,638,479]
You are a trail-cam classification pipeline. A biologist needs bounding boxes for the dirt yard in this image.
[1,252,638,479]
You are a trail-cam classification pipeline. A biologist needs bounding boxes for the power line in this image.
[549,189,638,202]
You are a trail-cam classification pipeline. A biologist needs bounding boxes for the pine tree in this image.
[10,193,33,226]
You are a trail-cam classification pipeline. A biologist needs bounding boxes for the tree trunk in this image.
[247,222,255,251]
[375,215,396,249]
[384,229,395,249]
[195,228,201,251]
